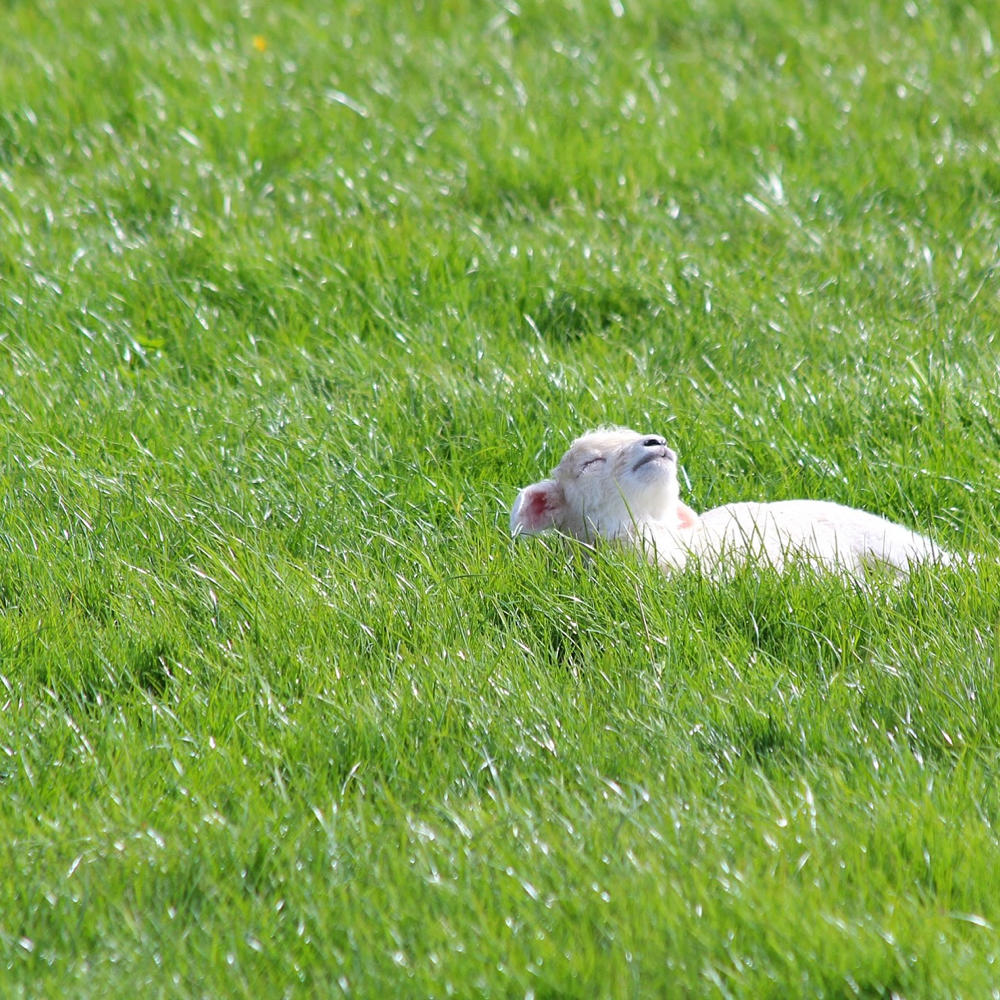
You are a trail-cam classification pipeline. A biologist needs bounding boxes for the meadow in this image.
[2,0,1000,995]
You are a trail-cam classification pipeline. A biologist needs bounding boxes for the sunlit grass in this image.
[1,0,999,996]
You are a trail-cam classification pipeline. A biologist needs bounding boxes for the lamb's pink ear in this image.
[510,479,566,536]
[676,502,699,530]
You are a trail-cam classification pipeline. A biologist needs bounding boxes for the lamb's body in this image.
[510,428,955,580]
[629,498,950,577]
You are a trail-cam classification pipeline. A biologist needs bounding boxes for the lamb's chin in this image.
[629,486,678,520]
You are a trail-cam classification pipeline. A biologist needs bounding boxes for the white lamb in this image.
[510,427,956,580]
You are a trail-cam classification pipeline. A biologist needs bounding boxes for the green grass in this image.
[2,0,1000,995]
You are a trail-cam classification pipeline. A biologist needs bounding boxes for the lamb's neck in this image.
[586,503,700,551]
[637,514,700,542]
[626,507,703,570]
[639,500,700,535]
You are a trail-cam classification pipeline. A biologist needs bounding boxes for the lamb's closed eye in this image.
[579,456,605,473]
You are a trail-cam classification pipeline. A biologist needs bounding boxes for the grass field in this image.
[2,0,1000,995]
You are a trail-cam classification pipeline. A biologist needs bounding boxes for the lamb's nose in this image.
[642,436,666,448]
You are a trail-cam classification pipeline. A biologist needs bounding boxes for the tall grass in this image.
[1,0,999,995]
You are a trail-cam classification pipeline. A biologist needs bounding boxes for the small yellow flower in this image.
[252,35,268,52]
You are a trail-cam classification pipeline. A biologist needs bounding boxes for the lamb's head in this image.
[510,427,688,541]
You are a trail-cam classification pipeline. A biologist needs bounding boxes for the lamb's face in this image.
[555,429,680,537]
[510,428,681,540]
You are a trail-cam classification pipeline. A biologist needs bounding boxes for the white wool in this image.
[510,427,955,579]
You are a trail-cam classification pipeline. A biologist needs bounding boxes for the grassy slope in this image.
[1,0,1000,995]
